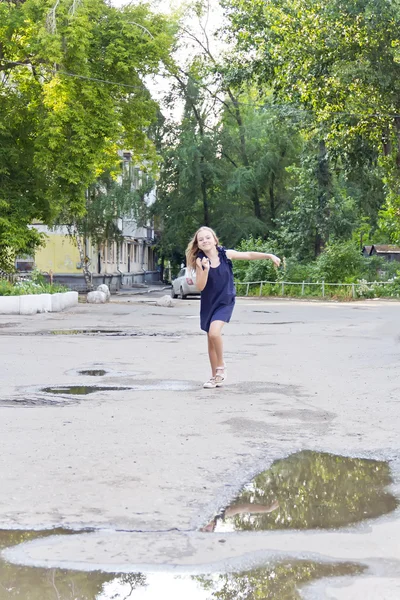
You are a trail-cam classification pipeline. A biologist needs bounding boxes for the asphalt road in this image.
[1,294,400,599]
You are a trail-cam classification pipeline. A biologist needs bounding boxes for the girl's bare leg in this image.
[208,320,225,376]
[207,334,218,377]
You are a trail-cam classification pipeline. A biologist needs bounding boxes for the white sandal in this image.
[215,365,227,387]
[203,377,217,389]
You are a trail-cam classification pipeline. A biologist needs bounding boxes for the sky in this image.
[109,0,226,120]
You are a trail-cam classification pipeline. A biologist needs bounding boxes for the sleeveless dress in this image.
[199,246,236,332]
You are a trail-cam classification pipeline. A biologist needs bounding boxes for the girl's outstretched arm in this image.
[226,250,281,267]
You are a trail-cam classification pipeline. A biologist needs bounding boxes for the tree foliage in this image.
[153,0,400,269]
[0,0,176,270]
[220,0,400,243]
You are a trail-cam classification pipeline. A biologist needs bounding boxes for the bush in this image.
[362,255,399,281]
[0,273,68,296]
[0,280,14,296]
[232,236,400,299]
[232,236,281,283]
[313,240,365,283]
[280,258,313,283]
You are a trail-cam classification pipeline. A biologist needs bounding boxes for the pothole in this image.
[40,380,198,396]
[0,330,182,338]
[65,366,146,379]
[201,451,398,532]
[49,330,181,338]
[0,561,365,598]
[78,369,107,376]
[41,386,132,396]
[0,526,365,599]
[0,396,71,407]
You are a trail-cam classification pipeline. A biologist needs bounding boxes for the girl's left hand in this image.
[270,254,281,267]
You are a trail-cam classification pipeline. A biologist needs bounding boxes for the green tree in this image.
[0,0,176,271]
[154,71,222,267]
[67,167,154,288]
[221,0,400,243]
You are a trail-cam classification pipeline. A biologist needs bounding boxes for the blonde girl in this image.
[186,226,281,388]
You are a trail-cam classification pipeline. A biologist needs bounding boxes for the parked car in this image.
[171,267,199,299]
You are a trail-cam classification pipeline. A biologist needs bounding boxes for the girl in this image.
[186,226,281,388]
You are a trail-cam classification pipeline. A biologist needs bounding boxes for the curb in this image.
[0,291,78,315]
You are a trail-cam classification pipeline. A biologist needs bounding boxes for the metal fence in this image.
[235,280,396,298]
[0,271,18,283]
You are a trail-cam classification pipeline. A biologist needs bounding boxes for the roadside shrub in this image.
[0,280,14,296]
[279,258,313,283]
[362,255,399,281]
[0,273,68,296]
[232,236,281,283]
[313,240,364,283]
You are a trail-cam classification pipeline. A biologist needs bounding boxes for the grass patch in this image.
[0,279,68,296]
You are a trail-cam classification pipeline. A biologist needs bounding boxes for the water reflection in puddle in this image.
[41,381,197,395]
[0,527,364,599]
[42,386,132,395]
[202,451,397,532]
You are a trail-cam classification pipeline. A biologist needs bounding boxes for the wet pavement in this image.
[1,296,400,598]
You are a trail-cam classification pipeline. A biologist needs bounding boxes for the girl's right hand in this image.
[197,257,210,270]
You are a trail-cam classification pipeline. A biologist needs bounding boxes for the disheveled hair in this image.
[185,226,219,270]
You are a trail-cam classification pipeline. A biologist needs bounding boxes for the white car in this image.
[171,267,199,299]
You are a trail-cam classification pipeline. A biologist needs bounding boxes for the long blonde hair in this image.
[185,226,220,270]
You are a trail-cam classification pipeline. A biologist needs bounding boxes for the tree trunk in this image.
[74,226,92,290]
[200,156,209,226]
[315,140,331,256]
[394,116,400,168]
[227,90,262,220]
[269,172,276,223]
[382,127,391,156]
[314,231,323,257]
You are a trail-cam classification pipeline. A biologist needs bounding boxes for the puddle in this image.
[49,330,180,338]
[65,366,145,379]
[78,370,107,376]
[0,527,365,599]
[0,562,365,599]
[0,329,181,338]
[51,329,123,335]
[202,451,397,532]
[41,386,132,396]
[40,381,198,396]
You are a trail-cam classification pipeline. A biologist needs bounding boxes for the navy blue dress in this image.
[199,246,236,332]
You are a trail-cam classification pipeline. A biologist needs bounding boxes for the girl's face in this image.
[197,229,216,252]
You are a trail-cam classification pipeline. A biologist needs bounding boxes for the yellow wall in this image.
[34,234,81,274]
